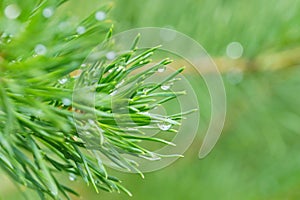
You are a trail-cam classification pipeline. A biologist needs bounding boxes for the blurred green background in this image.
[1,0,300,199]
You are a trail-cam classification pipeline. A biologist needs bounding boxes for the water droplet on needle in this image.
[58,78,68,84]
[62,98,71,106]
[43,7,54,18]
[76,26,86,35]
[158,119,172,131]
[158,123,171,131]
[95,11,106,21]
[34,44,47,55]
[4,4,21,19]
[158,65,166,73]
[161,82,172,90]
[69,173,76,181]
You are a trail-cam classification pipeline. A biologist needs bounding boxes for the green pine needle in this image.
[0,1,188,199]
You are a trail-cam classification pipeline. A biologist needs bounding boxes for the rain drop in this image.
[4,4,21,19]
[43,7,54,18]
[161,82,172,91]
[58,78,68,84]
[69,173,76,181]
[106,51,116,60]
[34,44,47,55]
[76,26,86,35]
[62,98,71,106]
[157,65,166,73]
[95,11,106,21]
[158,121,172,131]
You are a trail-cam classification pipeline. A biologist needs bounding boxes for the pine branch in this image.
[0,1,187,199]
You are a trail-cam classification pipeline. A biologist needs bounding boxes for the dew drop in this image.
[34,44,47,55]
[58,78,68,84]
[4,4,21,19]
[157,65,166,73]
[161,83,172,91]
[43,7,54,18]
[157,121,172,131]
[95,11,106,21]
[69,173,76,181]
[62,98,71,106]
[76,26,86,35]
[106,51,116,60]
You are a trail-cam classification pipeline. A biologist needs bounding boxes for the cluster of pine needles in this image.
[0,0,189,199]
